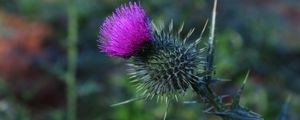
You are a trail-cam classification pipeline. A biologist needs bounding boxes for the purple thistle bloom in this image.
[98,2,153,58]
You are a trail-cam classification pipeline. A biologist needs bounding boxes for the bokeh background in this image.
[0,0,300,120]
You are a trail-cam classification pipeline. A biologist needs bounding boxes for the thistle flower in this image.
[98,2,152,58]
[99,2,206,101]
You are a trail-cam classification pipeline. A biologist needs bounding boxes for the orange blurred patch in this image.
[0,11,51,78]
[0,11,65,111]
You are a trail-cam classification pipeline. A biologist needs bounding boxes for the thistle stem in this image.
[191,82,223,111]
[206,0,217,83]
[208,0,217,52]
[204,0,224,111]
[192,0,225,112]
[66,0,78,119]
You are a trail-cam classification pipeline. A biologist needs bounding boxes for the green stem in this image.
[205,0,226,111]
[191,0,225,113]
[205,0,217,83]
[208,0,217,52]
[66,0,78,119]
[191,82,223,111]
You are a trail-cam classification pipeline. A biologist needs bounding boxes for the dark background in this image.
[0,0,300,119]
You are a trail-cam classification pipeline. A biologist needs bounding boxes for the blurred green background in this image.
[0,0,300,120]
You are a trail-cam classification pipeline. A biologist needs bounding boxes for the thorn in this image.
[174,95,179,102]
[152,21,160,34]
[278,95,292,120]
[159,20,165,32]
[165,97,169,105]
[242,70,250,85]
[110,96,144,107]
[232,70,250,108]
[209,77,231,84]
[184,19,209,54]
[183,101,198,104]
[163,101,170,120]
[178,22,185,34]
[208,0,217,53]
[203,106,214,113]
[183,28,195,44]
[169,19,173,33]
[195,19,209,46]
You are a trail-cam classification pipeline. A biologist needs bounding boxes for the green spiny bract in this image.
[128,21,206,101]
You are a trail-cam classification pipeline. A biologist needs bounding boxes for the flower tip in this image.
[98,2,152,59]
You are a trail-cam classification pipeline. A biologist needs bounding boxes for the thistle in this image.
[98,2,206,100]
[98,1,264,120]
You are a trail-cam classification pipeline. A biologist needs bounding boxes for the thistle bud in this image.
[128,22,205,100]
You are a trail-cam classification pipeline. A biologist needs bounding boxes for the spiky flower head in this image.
[98,2,152,58]
[128,22,206,101]
[98,2,206,101]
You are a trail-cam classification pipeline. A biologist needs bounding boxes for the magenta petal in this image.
[98,2,153,59]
